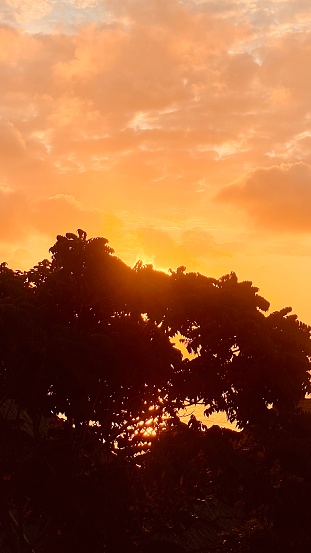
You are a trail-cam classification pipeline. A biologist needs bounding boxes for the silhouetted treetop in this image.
[1,230,311,553]
[0,229,310,449]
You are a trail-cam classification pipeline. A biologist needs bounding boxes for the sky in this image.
[2,0,311,322]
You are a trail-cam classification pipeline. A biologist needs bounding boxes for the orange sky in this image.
[2,0,311,322]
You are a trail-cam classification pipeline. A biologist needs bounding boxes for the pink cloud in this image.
[0,187,102,246]
[216,162,311,232]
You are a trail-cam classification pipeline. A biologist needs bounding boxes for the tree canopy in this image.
[1,230,311,552]
[1,230,310,447]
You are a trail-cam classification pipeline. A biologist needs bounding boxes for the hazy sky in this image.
[2,0,311,322]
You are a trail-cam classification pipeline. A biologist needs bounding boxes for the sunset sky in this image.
[2,0,311,322]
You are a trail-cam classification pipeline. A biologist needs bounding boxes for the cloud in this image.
[1,0,311,280]
[1,0,52,26]
[0,121,26,160]
[0,4,305,182]
[31,194,103,237]
[135,226,229,272]
[67,0,102,8]
[216,162,311,232]
[0,188,102,246]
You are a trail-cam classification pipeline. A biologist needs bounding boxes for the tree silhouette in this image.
[21,231,182,453]
[1,230,311,552]
[1,230,310,444]
[162,270,311,428]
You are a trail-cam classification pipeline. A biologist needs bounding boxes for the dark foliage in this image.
[1,230,311,552]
